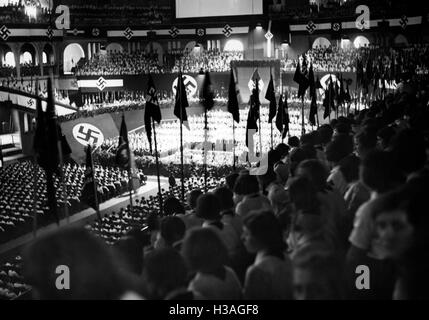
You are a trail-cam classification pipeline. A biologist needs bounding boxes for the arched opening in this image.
[63,43,85,74]
[106,43,124,54]
[144,42,164,65]
[394,34,408,47]
[224,39,244,52]
[0,43,15,67]
[353,35,370,48]
[43,43,55,65]
[312,37,331,49]
[19,43,37,65]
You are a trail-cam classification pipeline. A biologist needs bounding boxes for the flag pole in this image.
[179,71,185,202]
[232,118,236,171]
[152,119,163,214]
[301,95,305,136]
[32,159,38,238]
[203,105,208,193]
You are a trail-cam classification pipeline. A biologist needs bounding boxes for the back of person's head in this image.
[22,227,125,300]
[243,210,285,255]
[213,186,234,212]
[187,189,203,210]
[181,227,228,274]
[268,149,281,168]
[360,150,404,194]
[195,193,221,220]
[233,173,260,196]
[354,127,377,158]
[164,197,185,215]
[275,143,290,159]
[225,172,239,191]
[288,136,300,148]
[288,176,319,213]
[158,216,186,248]
[142,248,188,299]
[300,133,316,146]
[289,147,308,176]
[338,154,360,184]
[295,159,329,192]
[390,128,427,176]
[113,235,144,275]
[317,125,334,145]
[325,134,353,164]
[335,122,351,135]
[292,245,345,300]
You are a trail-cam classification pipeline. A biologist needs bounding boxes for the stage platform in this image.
[0,175,171,263]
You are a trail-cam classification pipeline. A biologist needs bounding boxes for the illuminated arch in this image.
[394,34,408,46]
[312,37,331,49]
[106,43,124,53]
[19,43,37,65]
[63,43,85,74]
[0,43,14,67]
[224,39,244,51]
[353,35,370,48]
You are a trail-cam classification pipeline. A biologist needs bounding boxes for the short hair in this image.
[275,143,290,158]
[360,150,404,193]
[163,197,185,215]
[288,176,319,213]
[160,216,186,246]
[213,187,234,212]
[317,125,334,145]
[325,134,353,163]
[338,154,360,183]
[233,173,260,196]
[187,189,203,209]
[288,136,300,148]
[243,210,285,254]
[355,128,377,151]
[143,248,188,298]
[195,193,221,220]
[296,159,329,192]
[181,227,228,273]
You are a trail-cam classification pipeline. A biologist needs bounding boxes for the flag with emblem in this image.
[323,76,336,119]
[265,73,277,123]
[276,94,289,139]
[293,55,310,99]
[81,144,99,212]
[174,71,189,130]
[227,68,240,123]
[144,74,162,154]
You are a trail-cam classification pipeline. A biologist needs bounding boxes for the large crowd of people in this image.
[1,67,427,300]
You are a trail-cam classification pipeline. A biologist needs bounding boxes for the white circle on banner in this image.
[172,75,198,98]
[72,123,104,148]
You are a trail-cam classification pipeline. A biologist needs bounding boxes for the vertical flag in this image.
[276,94,289,139]
[174,71,189,129]
[265,73,277,123]
[308,63,317,126]
[245,71,261,147]
[227,68,240,123]
[144,74,162,153]
[0,139,3,169]
[201,70,214,111]
[81,144,99,212]
[293,55,310,98]
[115,114,131,170]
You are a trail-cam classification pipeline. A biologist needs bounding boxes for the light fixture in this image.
[256,22,262,30]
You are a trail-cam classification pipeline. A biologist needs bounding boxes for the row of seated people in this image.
[282,44,429,75]
[0,170,224,300]
[0,160,146,244]
[0,63,39,78]
[2,72,429,300]
[74,49,243,76]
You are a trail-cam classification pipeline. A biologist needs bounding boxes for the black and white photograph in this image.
[0,0,429,308]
